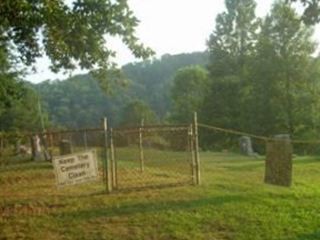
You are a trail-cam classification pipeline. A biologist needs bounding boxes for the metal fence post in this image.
[193,112,201,185]
[110,128,117,189]
[0,136,3,157]
[139,118,145,172]
[83,130,88,150]
[103,117,112,193]
[189,125,197,185]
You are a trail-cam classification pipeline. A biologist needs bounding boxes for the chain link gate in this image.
[109,124,198,190]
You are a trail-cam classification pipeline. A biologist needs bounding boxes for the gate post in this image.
[103,117,112,193]
[193,112,201,185]
[110,128,117,189]
[189,125,197,185]
[139,118,145,172]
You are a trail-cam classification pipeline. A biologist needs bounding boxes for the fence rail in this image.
[199,123,320,144]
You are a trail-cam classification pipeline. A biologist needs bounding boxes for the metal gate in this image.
[110,124,198,190]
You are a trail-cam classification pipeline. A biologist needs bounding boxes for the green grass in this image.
[1,151,320,240]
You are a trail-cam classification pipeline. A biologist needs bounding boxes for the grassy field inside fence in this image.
[1,151,320,240]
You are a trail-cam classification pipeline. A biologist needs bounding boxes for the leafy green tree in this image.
[0,0,154,111]
[306,58,320,137]
[0,44,49,132]
[123,52,208,119]
[0,85,49,132]
[170,66,209,123]
[288,0,320,24]
[32,52,208,129]
[201,76,244,129]
[0,0,153,73]
[201,0,319,149]
[207,0,259,78]
[245,16,281,135]
[204,0,259,130]
[35,75,127,129]
[120,100,157,126]
[249,1,316,136]
[0,46,23,112]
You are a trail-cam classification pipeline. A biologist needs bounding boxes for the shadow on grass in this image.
[293,157,320,165]
[223,162,264,171]
[55,182,193,201]
[297,231,320,240]
[0,161,52,173]
[55,194,246,222]
[113,181,193,193]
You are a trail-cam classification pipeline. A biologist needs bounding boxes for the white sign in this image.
[52,150,99,186]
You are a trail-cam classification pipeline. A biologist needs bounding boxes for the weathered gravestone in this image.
[40,134,52,161]
[59,139,73,155]
[239,136,257,156]
[15,138,32,156]
[264,134,292,187]
[15,139,22,155]
[31,135,42,161]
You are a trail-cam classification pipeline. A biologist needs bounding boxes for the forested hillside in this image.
[33,52,208,128]
[2,0,320,146]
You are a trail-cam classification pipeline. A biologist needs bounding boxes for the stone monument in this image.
[239,136,256,156]
[59,139,73,155]
[265,134,292,187]
[31,135,42,161]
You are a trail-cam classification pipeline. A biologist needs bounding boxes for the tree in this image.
[0,44,29,132]
[170,66,209,123]
[0,85,49,132]
[249,1,316,136]
[0,0,153,131]
[31,52,208,129]
[123,52,209,119]
[0,0,154,103]
[245,15,282,135]
[120,100,157,126]
[0,0,153,73]
[204,0,259,131]
[0,46,24,111]
[288,0,320,24]
[200,0,318,149]
[207,0,259,78]
[35,75,127,129]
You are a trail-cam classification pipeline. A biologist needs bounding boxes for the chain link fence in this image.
[0,129,107,200]
[0,122,199,197]
[197,122,320,187]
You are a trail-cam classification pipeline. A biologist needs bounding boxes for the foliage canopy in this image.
[0,0,153,73]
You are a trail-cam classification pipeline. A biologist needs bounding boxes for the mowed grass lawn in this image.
[1,151,320,240]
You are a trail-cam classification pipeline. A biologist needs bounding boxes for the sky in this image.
[26,0,320,83]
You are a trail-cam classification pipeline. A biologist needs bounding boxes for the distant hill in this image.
[122,52,209,117]
[34,51,209,128]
